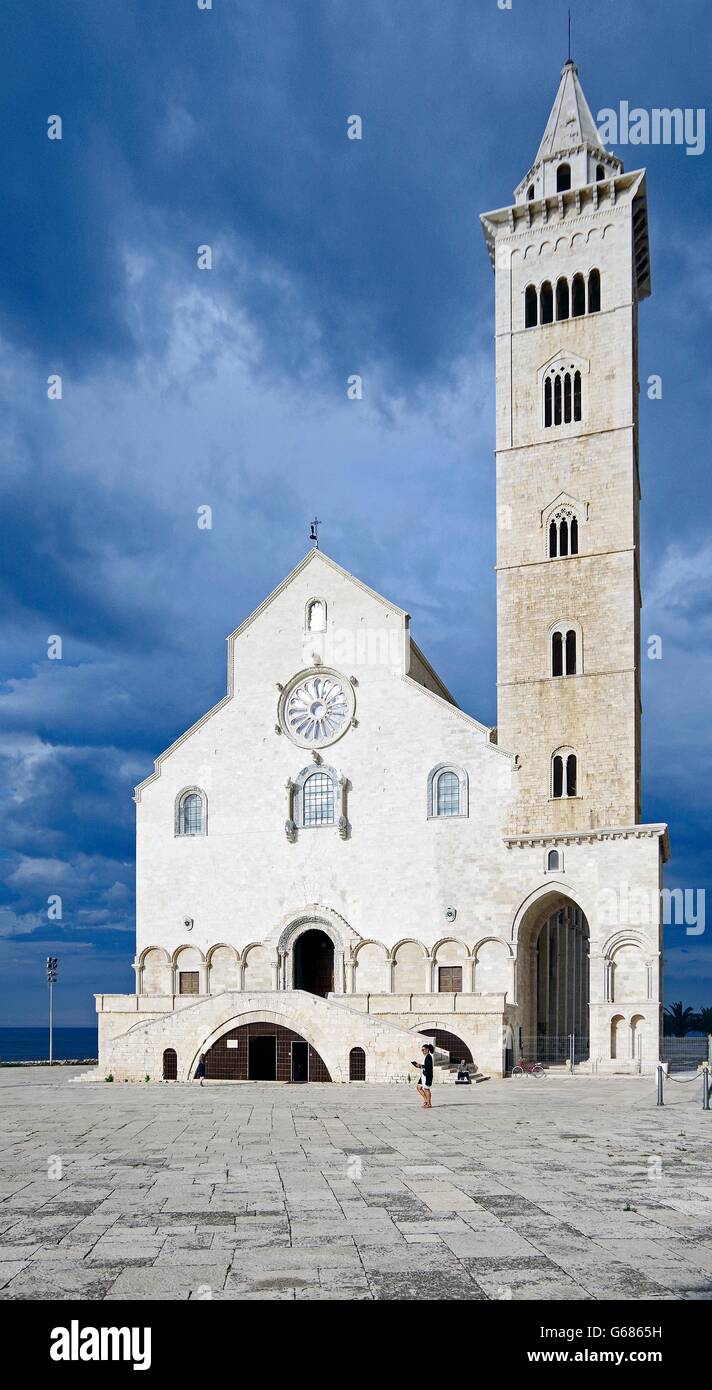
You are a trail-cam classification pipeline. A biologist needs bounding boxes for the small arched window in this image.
[556,277,569,321]
[588,269,601,314]
[573,370,582,419]
[540,281,553,324]
[570,517,579,554]
[554,373,562,425]
[302,771,336,826]
[552,749,578,798]
[556,163,571,192]
[176,789,206,836]
[427,765,468,819]
[547,849,560,871]
[527,184,535,201]
[571,273,585,317]
[306,598,327,632]
[525,284,538,328]
[552,630,563,677]
[596,163,606,181]
[544,376,552,428]
[566,753,577,797]
[550,625,578,677]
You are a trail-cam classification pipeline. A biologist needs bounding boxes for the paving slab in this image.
[0,1067,710,1301]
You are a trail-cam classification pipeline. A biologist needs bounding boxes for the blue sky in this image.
[0,0,710,1026]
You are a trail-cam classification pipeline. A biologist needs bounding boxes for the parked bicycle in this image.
[511,1059,546,1078]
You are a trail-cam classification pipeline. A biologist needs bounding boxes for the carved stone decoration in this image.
[445,907,457,923]
[285,778,297,842]
[337,775,350,839]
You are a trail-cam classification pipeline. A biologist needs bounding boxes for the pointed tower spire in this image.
[514,61,622,205]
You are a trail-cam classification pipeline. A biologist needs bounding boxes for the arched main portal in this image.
[294,929,334,997]
[517,894,590,1061]
[201,1022,331,1082]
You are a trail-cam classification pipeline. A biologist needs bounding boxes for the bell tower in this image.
[481,60,651,836]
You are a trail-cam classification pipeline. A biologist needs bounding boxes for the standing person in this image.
[195,1053,206,1086]
[411,1043,434,1107]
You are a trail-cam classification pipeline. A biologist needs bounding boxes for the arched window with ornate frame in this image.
[289,764,347,834]
[543,494,585,559]
[175,787,208,837]
[427,765,469,820]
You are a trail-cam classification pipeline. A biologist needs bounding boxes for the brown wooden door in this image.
[438,966,462,993]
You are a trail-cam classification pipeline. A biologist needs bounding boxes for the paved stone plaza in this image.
[0,1068,710,1301]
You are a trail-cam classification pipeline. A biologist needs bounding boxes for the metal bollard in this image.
[656,1063,664,1106]
[703,1062,710,1111]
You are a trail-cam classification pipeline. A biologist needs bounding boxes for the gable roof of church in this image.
[228,548,409,641]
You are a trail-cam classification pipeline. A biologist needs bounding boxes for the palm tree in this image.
[694,1007,712,1035]
[663,1001,698,1037]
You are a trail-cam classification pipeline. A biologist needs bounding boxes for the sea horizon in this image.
[0,1027,98,1062]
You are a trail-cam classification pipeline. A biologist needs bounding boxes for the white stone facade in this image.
[97,61,667,1082]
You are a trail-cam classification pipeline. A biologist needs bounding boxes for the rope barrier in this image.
[657,1062,710,1107]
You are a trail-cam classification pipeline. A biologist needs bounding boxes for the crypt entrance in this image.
[201,1022,332,1082]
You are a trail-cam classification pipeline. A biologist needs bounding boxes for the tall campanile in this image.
[481,60,651,836]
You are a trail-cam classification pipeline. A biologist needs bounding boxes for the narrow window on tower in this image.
[556,277,569,321]
[588,269,601,314]
[565,628,577,675]
[527,184,535,200]
[573,370,582,420]
[559,518,569,555]
[570,516,579,554]
[549,520,558,557]
[556,162,571,192]
[596,163,606,181]
[544,375,552,428]
[563,371,572,423]
[552,754,564,799]
[552,630,563,677]
[566,753,577,797]
[525,284,538,328]
[554,373,562,425]
[540,281,553,324]
[572,273,585,317]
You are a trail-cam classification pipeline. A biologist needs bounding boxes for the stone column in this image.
[465,954,475,993]
[344,958,355,993]
[199,963,208,996]
[425,955,434,993]
[270,958,280,991]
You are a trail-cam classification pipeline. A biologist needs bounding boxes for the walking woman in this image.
[195,1053,206,1086]
[411,1043,434,1108]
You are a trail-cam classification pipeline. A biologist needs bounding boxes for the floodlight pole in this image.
[47,957,58,1066]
